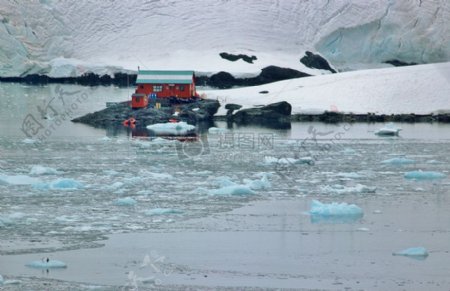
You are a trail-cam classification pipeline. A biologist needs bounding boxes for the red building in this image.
[131,70,199,108]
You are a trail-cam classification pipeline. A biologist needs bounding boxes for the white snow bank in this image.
[29,165,59,175]
[208,62,450,115]
[147,122,195,135]
[114,197,137,206]
[404,171,446,180]
[309,200,363,223]
[393,247,429,259]
[26,260,67,269]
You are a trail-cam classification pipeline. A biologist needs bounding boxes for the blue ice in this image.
[309,200,363,223]
[393,247,429,260]
[404,171,446,180]
[26,259,67,269]
[381,158,415,165]
[209,185,255,196]
[114,197,137,206]
[33,178,84,190]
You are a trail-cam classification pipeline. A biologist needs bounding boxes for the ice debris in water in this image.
[375,123,402,136]
[264,156,314,165]
[147,121,195,135]
[21,138,37,144]
[209,185,255,196]
[404,171,446,180]
[114,197,137,206]
[208,127,228,134]
[244,174,271,190]
[321,184,376,194]
[393,247,429,259]
[29,165,59,175]
[33,178,84,190]
[0,174,40,185]
[381,158,415,165]
[309,200,364,224]
[145,208,183,216]
[26,259,67,269]
[208,176,258,196]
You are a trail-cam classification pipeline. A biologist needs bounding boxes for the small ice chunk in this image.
[50,178,84,189]
[375,123,402,136]
[22,138,37,144]
[0,174,41,185]
[264,156,314,165]
[210,176,237,187]
[393,247,429,259]
[321,184,376,194]
[30,165,59,175]
[310,200,363,224]
[404,171,446,180]
[209,185,255,196]
[381,158,415,165]
[373,210,383,214]
[208,127,228,134]
[147,121,195,135]
[145,208,182,216]
[26,259,67,269]
[114,197,137,206]
[357,227,370,232]
[244,174,271,190]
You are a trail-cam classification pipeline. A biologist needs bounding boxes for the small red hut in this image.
[131,70,199,109]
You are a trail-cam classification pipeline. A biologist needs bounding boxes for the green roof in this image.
[136,70,194,84]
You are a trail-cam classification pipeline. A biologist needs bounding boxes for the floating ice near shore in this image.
[114,197,137,206]
[29,165,59,175]
[26,259,67,269]
[393,247,429,260]
[321,184,376,194]
[145,208,183,216]
[209,185,255,196]
[147,122,195,135]
[381,158,416,165]
[33,178,84,190]
[0,174,41,185]
[309,200,364,223]
[404,171,446,180]
[375,123,402,136]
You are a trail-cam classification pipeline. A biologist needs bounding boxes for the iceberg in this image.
[404,171,446,180]
[309,200,364,224]
[146,122,195,135]
[114,197,137,206]
[375,123,402,136]
[0,174,41,185]
[381,158,415,165]
[26,259,67,269]
[393,247,429,260]
[29,165,59,175]
[145,208,183,216]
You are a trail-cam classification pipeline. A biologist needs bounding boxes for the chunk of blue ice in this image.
[33,178,84,190]
[26,260,67,269]
[393,247,429,260]
[208,185,255,196]
[309,200,363,223]
[404,171,446,180]
[29,165,59,175]
[145,208,183,216]
[114,197,137,206]
[381,158,415,165]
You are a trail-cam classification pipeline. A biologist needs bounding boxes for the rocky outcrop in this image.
[231,101,292,128]
[300,51,336,73]
[71,99,220,127]
[384,59,418,67]
[219,52,257,64]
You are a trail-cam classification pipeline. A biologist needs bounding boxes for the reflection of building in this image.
[131,70,199,109]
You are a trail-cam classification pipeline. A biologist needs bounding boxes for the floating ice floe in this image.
[29,165,59,175]
[393,247,429,260]
[336,172,365,179]
[244,174,271,190]
[264,156,314,166]
[0,174,41,185]
[26,259,67,269]
[375,123,402,136]
[208,127,228,134]
[321,184,376,194]
[309,200,364,224]
[21,138,37,144]
[146,121,195,135]
[381,158,416,165]
[33,178,84,190]
[209,185,255,196]
[114,197,137,206]
[404,170,446,180]
[145,208,183,216]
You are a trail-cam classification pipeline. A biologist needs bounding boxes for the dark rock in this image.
[232,101,292,127]
[225,103,242,111]
[300,51,336,73]
[259,90,269,94]
[384,60,418,67]
[220,52,257,64]
[209,71,237,89]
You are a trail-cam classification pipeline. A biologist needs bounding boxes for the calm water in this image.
[0,83,449,289]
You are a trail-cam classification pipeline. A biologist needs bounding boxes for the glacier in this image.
[0,0,449,77]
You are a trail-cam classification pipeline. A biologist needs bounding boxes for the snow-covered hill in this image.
[0,0,449,77]
[208,62,450,115]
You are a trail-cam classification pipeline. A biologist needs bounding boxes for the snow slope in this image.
[207,62,450,115]
[0,0,449,77]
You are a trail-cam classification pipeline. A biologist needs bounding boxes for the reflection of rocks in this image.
[300,51,336,73]
[231,101,292,128]
[72,99,220,127]
[220,52,257,64]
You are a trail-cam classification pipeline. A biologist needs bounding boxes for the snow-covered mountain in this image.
[0,0,449,77]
